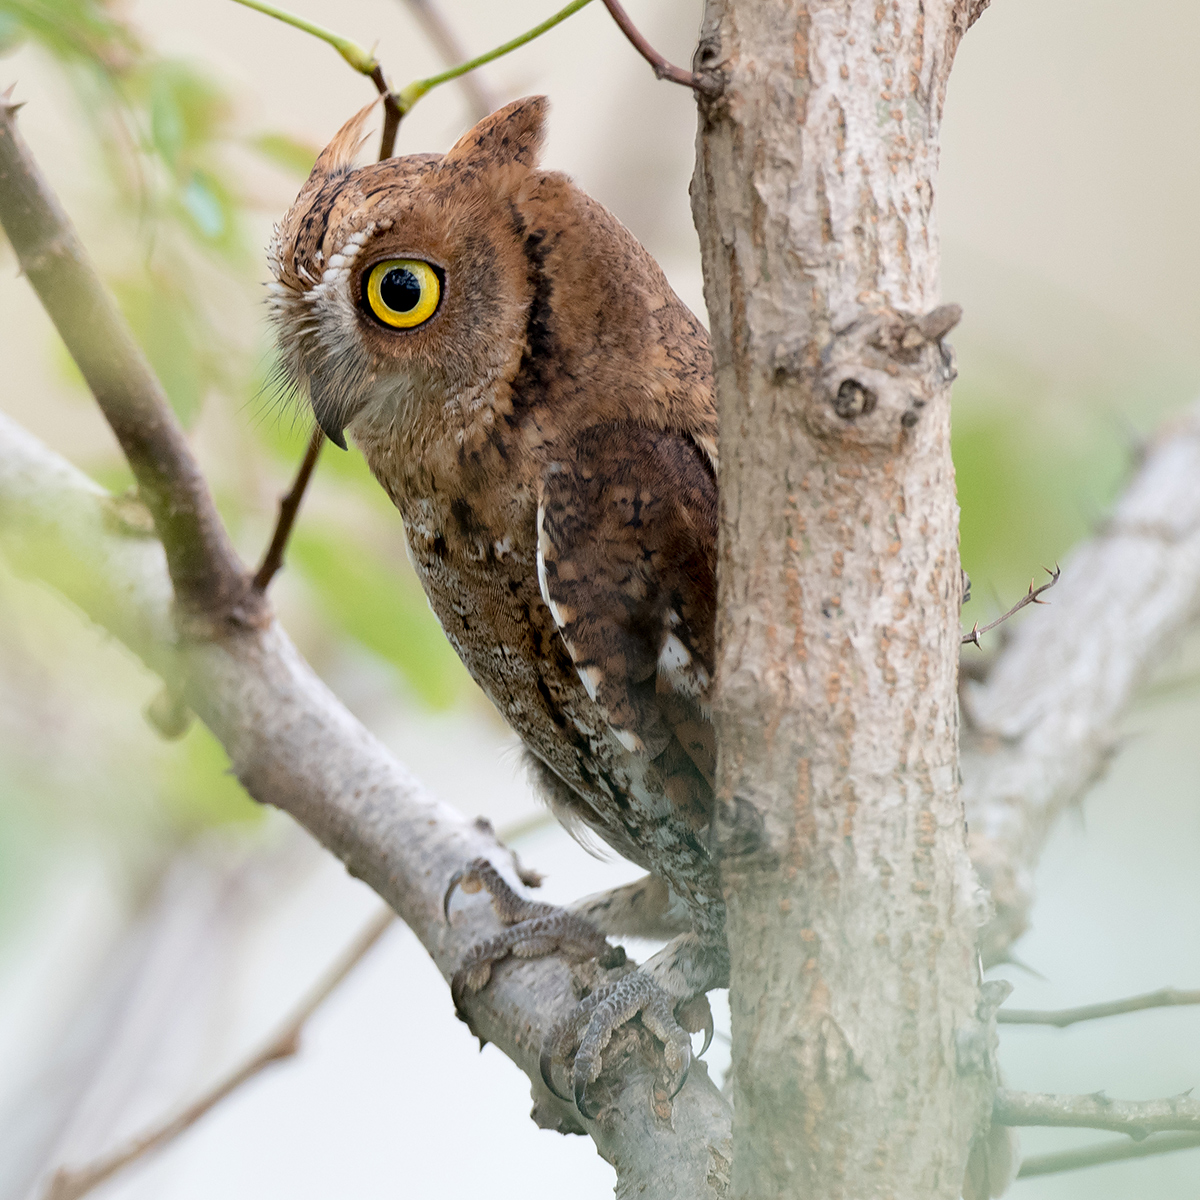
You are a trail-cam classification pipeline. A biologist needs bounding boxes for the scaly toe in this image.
[544,972,697,1117]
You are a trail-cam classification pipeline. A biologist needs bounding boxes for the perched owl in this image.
[269,96,726,1114]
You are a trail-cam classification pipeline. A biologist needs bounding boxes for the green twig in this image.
[228,0,377,75]
[395,0,594,114]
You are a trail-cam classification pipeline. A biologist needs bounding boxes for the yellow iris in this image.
[365,259,441,329]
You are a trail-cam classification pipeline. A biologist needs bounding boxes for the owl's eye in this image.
[364,259,441,329]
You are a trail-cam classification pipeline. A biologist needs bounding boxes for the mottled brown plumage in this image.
[269,96,726,1111]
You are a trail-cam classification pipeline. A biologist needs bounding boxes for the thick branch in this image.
[998,987,1200,1028]
[691,3,988,1195]
[995,1089,1200,1138]
[962,400,1200,962]
[0,412,731,1199]
[0,95,260,629]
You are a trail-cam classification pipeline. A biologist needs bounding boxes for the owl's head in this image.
[268,96,549,450]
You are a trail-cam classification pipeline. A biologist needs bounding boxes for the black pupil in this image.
[380,267,421,312]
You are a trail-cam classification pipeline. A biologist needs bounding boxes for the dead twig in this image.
[253,427,323,591]
[0,91,260,630]
[599,0,716,93]
[998,986,1200,1028]
[43,907,396,1200]
[962,564,1060,648]
[994,1088,1200,1138]
[1016,1131,1200,1178]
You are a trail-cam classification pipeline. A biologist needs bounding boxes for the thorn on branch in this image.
[962,565,1061,647]
[2,82,25,116]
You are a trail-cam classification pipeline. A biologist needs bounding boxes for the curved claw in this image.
[667,1037,692,1100]
[696,1002,714,1059]
[540,1043,573,1104]
[443,868,467,921]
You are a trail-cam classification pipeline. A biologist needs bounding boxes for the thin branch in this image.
[370,66,402,160]
[0,410,732,1197]
[994,1088,1200,1138]
[599,0,715,93]
[395,0,595,114]
[1016,1131,1200,1178]
[962,565,1060,648]
[0,94,260,630]
[227,0,378,73]
[42,906,395,1200]
[396,0,495,121]
[253,427,324,591]
[998,987,1200,1028]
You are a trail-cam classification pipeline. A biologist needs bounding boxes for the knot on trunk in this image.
[805,304,962,448]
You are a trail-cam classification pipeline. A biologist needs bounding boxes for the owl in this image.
[269,95,726,1115]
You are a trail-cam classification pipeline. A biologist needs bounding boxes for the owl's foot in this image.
[444,858,626,1014]
[540,972,714,1119]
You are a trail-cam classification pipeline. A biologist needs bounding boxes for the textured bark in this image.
[690,2,988,1196]
[0,412,732,1200]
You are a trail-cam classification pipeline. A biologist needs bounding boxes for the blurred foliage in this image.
[0,1,1185,930]
[0,0,470,926]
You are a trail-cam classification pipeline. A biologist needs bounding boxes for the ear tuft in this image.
[312,97,381,179]
[442,96,548,173]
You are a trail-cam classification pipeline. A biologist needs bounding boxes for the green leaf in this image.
[291,525,470,709]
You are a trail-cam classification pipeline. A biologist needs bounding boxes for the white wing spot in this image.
[613,728,645,754]
[578,664,602,702]
[659,633,692,675]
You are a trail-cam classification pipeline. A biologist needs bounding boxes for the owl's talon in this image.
[444,857,625,1025]
[540,972,696,1118]
[442,866,469,920]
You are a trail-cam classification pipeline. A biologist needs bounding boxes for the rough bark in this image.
[690,2,987,1196]
[0,411,732,1200]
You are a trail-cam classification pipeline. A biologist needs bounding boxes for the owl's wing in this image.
[536,422,717,793]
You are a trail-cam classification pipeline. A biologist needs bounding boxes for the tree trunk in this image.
[690,2,991,1195]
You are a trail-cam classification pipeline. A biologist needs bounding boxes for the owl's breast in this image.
[400,484,607,785]
[398,480,692,874]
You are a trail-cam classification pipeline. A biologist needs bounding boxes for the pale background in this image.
[1,1,1199,1197]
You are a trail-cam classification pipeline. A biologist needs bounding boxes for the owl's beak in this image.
[309,386,349,451]
[313,408,348,452]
